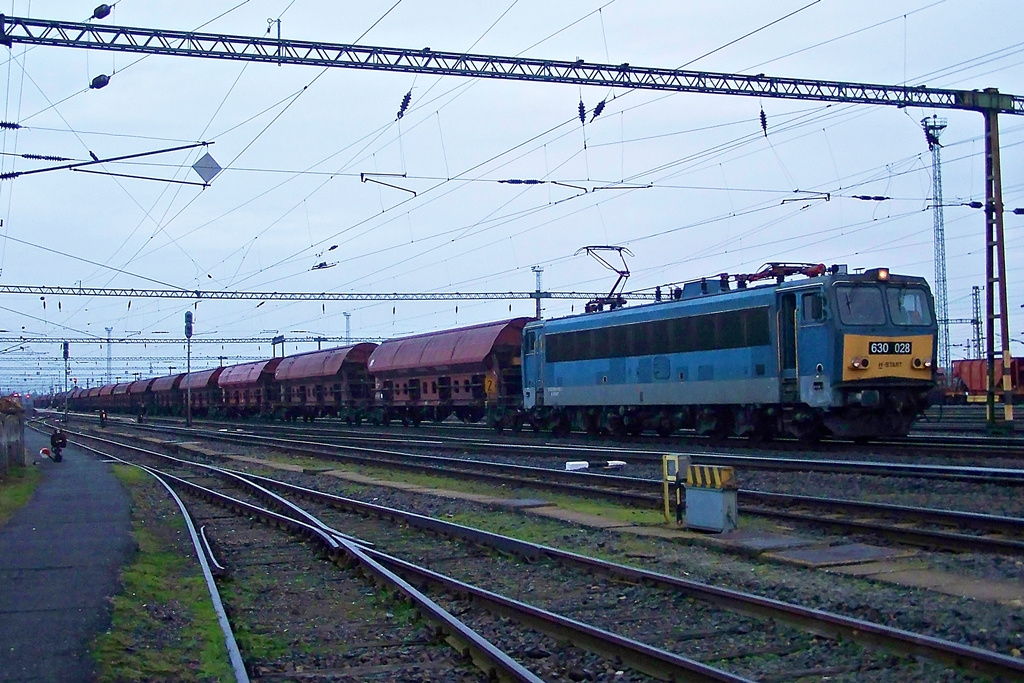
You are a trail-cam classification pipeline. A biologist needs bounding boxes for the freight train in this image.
[949,357,1024,403]
[51,263,937,441]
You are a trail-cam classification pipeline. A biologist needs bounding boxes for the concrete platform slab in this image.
[766,543,917,568]
[178,443,229,457]
[710,530,818,554]
[228,455,306,472]
[831,565,1024,604]
[490,498,550,509]
[825,560,929,577]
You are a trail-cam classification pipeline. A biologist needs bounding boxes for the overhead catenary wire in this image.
[101,1,864,301]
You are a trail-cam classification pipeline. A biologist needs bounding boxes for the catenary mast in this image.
[923,116,949,378]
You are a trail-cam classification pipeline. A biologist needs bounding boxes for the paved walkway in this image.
[0,428,133,682]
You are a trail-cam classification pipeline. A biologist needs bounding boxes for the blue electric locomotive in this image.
[519,263,936,441]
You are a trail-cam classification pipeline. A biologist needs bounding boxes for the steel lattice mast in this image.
[972,286,984,359]
[923,116,949,377]
[1,13,1021,428]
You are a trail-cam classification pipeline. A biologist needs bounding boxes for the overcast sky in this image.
[0,0,1021,393]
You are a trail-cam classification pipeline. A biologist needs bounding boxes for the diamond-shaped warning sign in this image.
[192,152,221,183]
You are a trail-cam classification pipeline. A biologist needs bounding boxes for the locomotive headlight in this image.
[849,357,869,370]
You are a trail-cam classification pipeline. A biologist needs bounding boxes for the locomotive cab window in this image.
[524,330,536,353]
[801,292,825,323]
[887,287,932,326]
[835,285,886,325]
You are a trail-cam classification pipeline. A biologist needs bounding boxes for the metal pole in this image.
[105,326,113,383]
[983,102,1014,431]
[62,341,69,423]
[184,311,193,427]
[532,265,543,319]
[186,338,192,427]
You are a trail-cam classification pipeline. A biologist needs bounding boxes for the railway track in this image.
[116,410,1024,464]
[88,413,1024,486]
[67,417,1024,560]
[64,427,1024,681]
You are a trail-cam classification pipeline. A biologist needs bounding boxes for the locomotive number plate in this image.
[868,341,912,355]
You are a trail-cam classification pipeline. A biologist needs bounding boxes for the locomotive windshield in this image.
[835,285,886,325]
[835,284,933,326]
[886,286,932,326]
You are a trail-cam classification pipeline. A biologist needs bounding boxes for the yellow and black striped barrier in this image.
[686,464,736,490]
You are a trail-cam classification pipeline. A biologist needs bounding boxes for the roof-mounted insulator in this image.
[396,90,412,119]
[92,4,112,20]
[90,74,110,89]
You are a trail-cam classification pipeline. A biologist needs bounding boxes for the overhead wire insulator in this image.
[0,121,22,130]
[396,90,412,119]
[760,107,768,137]
[23,153,71,161]
[590,99,606,122]
[90,74,110,89]
[578,100,586,125]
